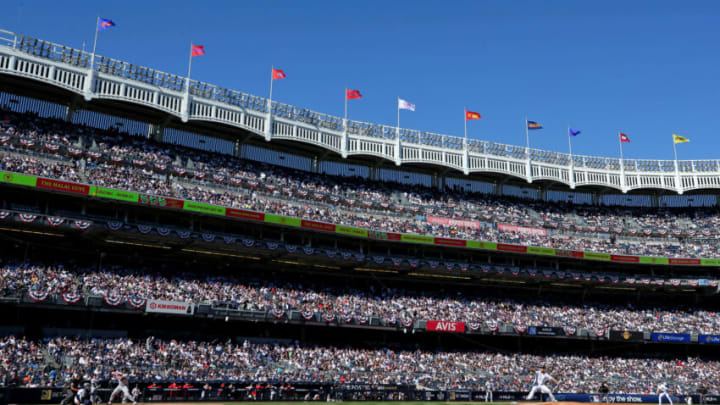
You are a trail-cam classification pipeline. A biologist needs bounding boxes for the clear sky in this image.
[2,1,720,161]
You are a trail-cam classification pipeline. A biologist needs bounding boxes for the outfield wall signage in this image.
[651,332,691,343]
[609,330,645,342]
[145,299,194,315]
[528,326,565,336]
[425,321,465,333]
[699,334,720,344]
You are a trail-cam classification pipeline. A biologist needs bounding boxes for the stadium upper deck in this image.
[2,28,720,196]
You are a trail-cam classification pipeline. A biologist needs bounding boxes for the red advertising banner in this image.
[497,243,528,253]
[226,208,265,221]
[434,237,467,247]
[386,233,402,241]
[426,320,466,333]
[611,255,640,263]
[497,223,547,236]
[668,258,702,266]
[36,178,90,195]
[301,220,336,232]
[427,216,481,229]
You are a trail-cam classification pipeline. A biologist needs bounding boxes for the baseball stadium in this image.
[1,3,720,405]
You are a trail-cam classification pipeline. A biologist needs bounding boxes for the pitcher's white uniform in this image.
[108,373,136,405]
[526,369,557,402]
[484,380,493,402]
[658,383,673,405]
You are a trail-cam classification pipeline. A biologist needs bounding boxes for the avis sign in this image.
[145,299,194,315]
[425,320,465,333]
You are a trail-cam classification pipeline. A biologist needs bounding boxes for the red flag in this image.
[272,68,286,80]
[465,110,481,120]
[620,132,630,143]
[191,45,205,57]
[346,89,362,100]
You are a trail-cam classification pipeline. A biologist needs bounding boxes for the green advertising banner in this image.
[400,234,434,244]
[0,171,37,187]
[466,241,498,250]
[264,214,302,227]
[335,225,368,238]
[583,252,611,261]
[639,256,670,265]
[701,259,720,266]
[92,187,140,202]
[183,201,226,216]
[527,246,557,256]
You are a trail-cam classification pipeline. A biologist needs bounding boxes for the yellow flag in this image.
[673,134,690,144]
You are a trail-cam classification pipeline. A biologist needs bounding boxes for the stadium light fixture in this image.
[0,227,64,237]
[408,272,471,280]
[313,264,341,270]
[181,248,260,259]
[105,239,171,249]
[354,268,399,274]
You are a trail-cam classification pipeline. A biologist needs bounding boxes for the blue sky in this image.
[2,1,720,161]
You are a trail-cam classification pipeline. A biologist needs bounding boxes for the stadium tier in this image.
[0,335,718,394]
[3,108,720,262]
[0,259,719,334]
[3,27,720,405]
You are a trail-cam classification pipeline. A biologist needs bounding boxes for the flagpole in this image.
[525,117,530,153]
[344,87,348,126]
[464,107,468,139]
[268,65,275,110]
[186,42,194,93]
[673,136,679,162]
[568,125,575,188]
[397,97,401,138]
[90,15,100,70]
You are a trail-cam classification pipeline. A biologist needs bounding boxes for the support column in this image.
[341,122,348,159]
[234,140,241,158]
[650,193,659,208]
[83,69,95,101]
[462,139,469,175]
[65,105,76,123]
[180,92,191,123]
[149,123,164,143]
[394,136,401,166]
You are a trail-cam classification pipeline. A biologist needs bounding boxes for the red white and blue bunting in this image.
[73,220,92,230]
[18,213,38,223]
[104,294,123,306]
[61,292,82,304]
[128,297,147,309]
[46,216,65,227]
[28,288,50,302]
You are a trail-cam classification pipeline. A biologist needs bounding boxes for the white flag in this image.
[398,98,415,111]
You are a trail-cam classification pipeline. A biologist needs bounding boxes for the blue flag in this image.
[570,128,581,136]
[98,18,116,30]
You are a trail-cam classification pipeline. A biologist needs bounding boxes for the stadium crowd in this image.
[0,335,716,394]
[1,261,718,334]
[3,109,720,259]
